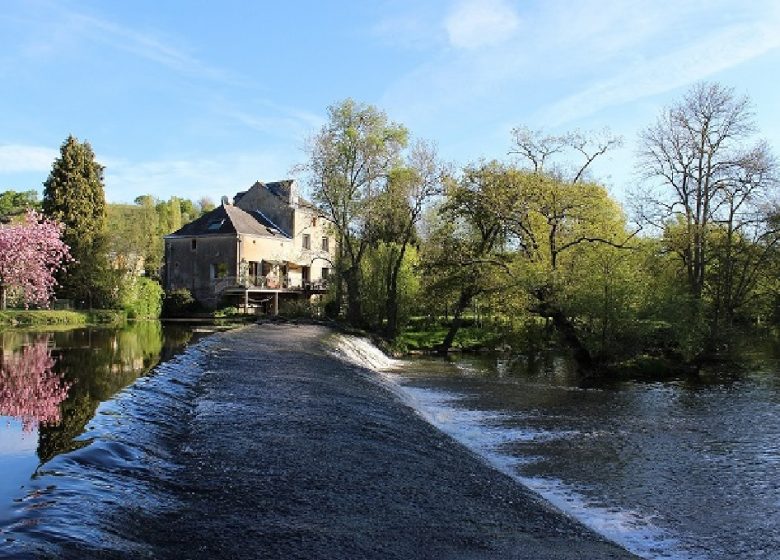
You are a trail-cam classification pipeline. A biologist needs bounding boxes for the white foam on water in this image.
[329,334,402,373]
[400,383,706,560]
[329,333,705,560]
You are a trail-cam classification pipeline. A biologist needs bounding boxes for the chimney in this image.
[289,180,299,206]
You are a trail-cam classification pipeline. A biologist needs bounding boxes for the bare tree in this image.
[510,125,622,183]
[637,82,777,323]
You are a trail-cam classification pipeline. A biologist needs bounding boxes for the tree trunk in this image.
[534,291,594,373]
[439,288,475,353]
[384,244,408,340]
[385,287,399,339]
[344,267,363,327]
[549,308,593,372]
[0,284,6,311]
[328,243,345,319]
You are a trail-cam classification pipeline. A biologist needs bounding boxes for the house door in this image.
[302,266,311,288]
[249,261,261,284]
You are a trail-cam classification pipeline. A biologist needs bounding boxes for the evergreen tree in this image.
[42,135,112,307]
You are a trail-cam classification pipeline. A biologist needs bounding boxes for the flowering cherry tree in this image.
[0,210,72,309]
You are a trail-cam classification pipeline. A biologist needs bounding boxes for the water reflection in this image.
[0,337,68,433]
[37,323,171,463]
[0,323,194,470]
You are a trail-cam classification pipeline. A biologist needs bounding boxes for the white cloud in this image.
[540,18,780,125]
[8,3,243,86]
[0,144,58,173]
[382,0,780,132]
[444,0,520,49]
[67,12,239,84]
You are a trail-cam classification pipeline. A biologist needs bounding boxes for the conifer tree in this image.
[42,135,112,307]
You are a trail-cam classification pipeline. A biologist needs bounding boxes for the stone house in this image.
[163,180,335,313]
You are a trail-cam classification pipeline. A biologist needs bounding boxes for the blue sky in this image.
[1,0,779,204]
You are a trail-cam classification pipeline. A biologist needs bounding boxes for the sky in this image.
[1,0,779,204]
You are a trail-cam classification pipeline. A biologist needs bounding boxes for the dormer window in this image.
[302,234,311,250]
[207,219,224,231]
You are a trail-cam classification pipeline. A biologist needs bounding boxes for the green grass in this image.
[394,324,501,353]
[0,309,126,329]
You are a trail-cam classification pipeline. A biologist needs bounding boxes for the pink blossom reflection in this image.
[0,339,69,431]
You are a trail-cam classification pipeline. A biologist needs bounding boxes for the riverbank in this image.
[41,323,636,559]
[0,309,126,329]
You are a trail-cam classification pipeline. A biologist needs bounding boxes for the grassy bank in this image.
[393,322,503,353]
[0,309,127,329]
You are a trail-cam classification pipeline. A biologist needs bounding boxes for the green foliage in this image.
[162,288,198,317]
[302,98,409,326]
[213,305,240,318]
[119,277,163,319]
[0,309,125,329]
[107,195,206,279]
[360,243,420,331]
[0,310,88,328]
[394,320,502,353]
[0,190,40,218]
[169,196,182,232]
[85,309,127,324]
[639,82,778,343]
[42,135,113,306]
[278,298,318,318]
[198,197,216,213]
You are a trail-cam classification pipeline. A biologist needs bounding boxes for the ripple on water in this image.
[0,341,211,559]
[331,336,780,560]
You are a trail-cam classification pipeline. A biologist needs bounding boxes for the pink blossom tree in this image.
[0,210,72,310]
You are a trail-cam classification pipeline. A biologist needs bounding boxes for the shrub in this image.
[120,277,163,319]
[213,306,240,318]
[279,298,315,318]
[162,288,197,317]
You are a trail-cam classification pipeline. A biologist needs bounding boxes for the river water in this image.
[2,326,779,559]
[379,343,780,559]
[0,322,206,557]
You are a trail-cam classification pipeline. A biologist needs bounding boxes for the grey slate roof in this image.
[265,179,294,199]
[168,204,288,239]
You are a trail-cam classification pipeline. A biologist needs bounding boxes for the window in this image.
[321,267,330,279]
[302,234,311,250]
[207,219,224,231]
[210,263,228,279]
[321,236,329,252]
[191,239,197,251]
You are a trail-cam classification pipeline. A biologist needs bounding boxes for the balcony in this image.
[214,275,328,295]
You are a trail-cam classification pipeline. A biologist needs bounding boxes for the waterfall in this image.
[327,334,401,372]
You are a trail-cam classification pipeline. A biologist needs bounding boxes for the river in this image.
[384,341,780,559]
[0,322,205,556]
[2,325,778,559]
